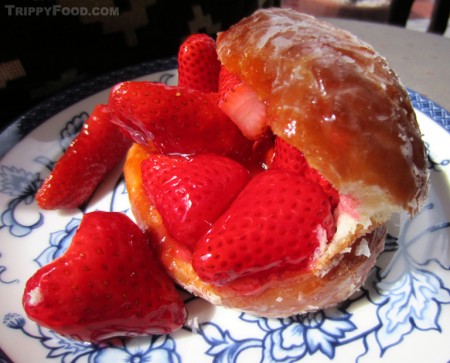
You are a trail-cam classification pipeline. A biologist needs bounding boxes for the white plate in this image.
[0,62,449,363]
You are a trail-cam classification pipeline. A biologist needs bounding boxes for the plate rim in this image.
[0,57,178,160]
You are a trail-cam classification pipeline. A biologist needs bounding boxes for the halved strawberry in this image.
[36,104,132,210]
[22,211,186,342]
[218,67,268,140]
[178,33,221,92]
[271,137,340,209]
[141,153,250,249]
[108,81,252,161]
[192,169,336,285]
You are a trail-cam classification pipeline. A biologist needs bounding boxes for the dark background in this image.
[0,0,278,133]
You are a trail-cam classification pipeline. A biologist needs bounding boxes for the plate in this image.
[0,61,449,363]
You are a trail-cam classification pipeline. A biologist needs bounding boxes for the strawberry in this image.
[192,169,337,285]
[218,67,268,140]
[22,211,186,342]
[271,136,309,173]
[178,33,221,92]
[271,137,340,209]
[141,153,250,249]
[108,81,252,161]
[36,104,131,210]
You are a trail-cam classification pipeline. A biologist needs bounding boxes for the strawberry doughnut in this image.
[215,8,429,272]
[123,9,428,317]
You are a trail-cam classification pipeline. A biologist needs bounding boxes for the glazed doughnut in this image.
[216,8,428,272]
[124,9,428,317]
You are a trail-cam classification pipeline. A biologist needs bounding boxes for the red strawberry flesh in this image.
[141,153,251,249]
[109,81,252,161]
[192,169,336,285]
[36,104,132,209]
[22,211,186,342]
[272,137,340,209]
[178,33,221,92]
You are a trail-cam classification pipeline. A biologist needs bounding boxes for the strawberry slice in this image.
[178,34,221,92]
[192,169,336,285]
[218,67,268,140]
[141,153,250,249]
[22,211,187,342]
[109,81,252,161]
[36,104,132,209]
[271,137,340,209]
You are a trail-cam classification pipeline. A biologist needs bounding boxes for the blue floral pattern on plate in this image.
[0,66,449,362]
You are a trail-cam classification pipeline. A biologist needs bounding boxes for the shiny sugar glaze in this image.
[217,9,428,212]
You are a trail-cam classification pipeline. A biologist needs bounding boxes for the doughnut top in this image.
[216,8,428,214]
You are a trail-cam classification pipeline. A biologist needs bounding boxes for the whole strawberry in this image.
[109,81,252,161]
[22,211,186,342]
[36,104,131,209]
[178,33,221,92]
[192,169,336,285]
[141,153,250,249]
